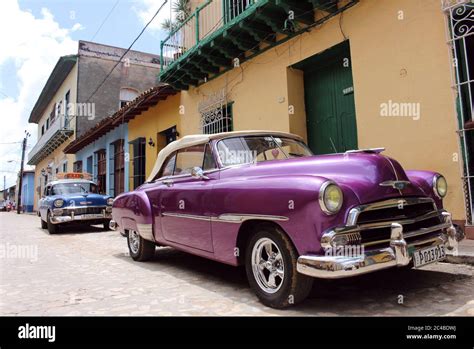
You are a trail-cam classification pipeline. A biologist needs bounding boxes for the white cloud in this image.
[132,0,173,32]
[71,23,85,32]
[0,0,79,187]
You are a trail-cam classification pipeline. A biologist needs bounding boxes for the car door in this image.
[160,143,217,252]
[39,185,50,221]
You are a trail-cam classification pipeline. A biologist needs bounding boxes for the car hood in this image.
[52,193,110,207]
[227,152,428,204]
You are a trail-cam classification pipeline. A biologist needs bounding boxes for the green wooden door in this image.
[302,42,357,154]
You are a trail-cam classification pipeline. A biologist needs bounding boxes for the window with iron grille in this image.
[201,103,233,135]
[443,1,474,224]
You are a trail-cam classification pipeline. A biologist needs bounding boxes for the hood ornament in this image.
[379,180,411,190]
[345,148,385,154]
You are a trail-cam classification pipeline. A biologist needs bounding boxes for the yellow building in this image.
[126,91,182,188]
[146,0,473,237]
[28,41,163,210]
[28,55,78,211]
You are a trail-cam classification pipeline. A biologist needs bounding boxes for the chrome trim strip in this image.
[162,212,210,221]
[61,205,107,210]
[213,214,289,223]
[162,212,289,223]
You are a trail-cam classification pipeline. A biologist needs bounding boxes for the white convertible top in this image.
[146,130,303,182]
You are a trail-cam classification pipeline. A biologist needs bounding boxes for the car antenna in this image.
[329,137,338,153]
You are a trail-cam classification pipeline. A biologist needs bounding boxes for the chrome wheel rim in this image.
[251,237,285,294]
[128,230,140,254]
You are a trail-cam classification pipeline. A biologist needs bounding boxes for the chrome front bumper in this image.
[297,212,462,279]
[50,207,112,224]
[109,220,118,230]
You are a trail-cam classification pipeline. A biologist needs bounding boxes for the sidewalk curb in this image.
[445,254,474,266]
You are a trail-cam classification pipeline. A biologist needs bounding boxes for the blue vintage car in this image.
[39,174,113,234]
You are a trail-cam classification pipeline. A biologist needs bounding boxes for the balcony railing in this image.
[159,0,359,90]
[160,0,258,72]
[28,114,74,165]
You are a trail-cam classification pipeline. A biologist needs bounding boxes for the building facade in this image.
[27,41,161,209]
[152,0,473,236]
[64,85,178,194]
[18,171,35,213]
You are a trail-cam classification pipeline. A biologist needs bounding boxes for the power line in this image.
[0,142,22,145]
[90,0,120,42]
[85,0,169,104]
[0,90,11,98]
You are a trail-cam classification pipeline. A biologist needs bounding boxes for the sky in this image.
[0,0,174,188]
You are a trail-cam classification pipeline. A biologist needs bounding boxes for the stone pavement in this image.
[0,212,473,316]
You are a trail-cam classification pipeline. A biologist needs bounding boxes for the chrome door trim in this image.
[162,212,210,221]
[212,214,289,224]
[161,212,289,223]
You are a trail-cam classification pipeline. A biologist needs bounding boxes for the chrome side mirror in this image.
[191,167,209,180]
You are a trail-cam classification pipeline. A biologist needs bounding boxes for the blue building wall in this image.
[74,124,129,196]
[22,172,35,212]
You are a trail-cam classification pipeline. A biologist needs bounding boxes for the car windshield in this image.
[51,182,98,195]
[217,136,313,167]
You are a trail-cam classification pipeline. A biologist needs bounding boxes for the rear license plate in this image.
[413,245,446,268]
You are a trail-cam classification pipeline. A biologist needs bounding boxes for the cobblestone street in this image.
[1,212,473,316]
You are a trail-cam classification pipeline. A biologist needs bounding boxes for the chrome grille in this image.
[356,202,435,225]
[350,198,443,248]
[64,207,105,215]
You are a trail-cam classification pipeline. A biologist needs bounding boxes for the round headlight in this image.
[53,199,64,208]
[434,175,448,198]
[319,182,343,214]
[107,198,114,206]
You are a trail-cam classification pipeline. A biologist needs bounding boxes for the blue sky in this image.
[0,0,173,187]
[1,0,169,99]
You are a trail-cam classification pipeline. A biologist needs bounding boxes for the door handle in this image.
[162,179,174,187]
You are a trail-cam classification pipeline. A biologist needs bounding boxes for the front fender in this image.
[405,170,442,208]
[112,191,153,235]
[211,174,360,258]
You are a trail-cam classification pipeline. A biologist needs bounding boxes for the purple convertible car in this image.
[110,131,463,308]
